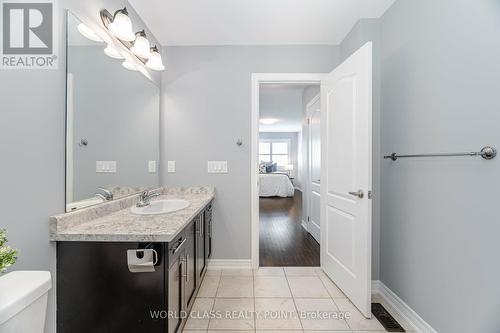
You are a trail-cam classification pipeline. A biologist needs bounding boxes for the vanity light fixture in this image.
[122,59,139,71]
[260,118,280,125]
[104,44,124,59]
[107,8,135,42]
[146,46,165,71]
[101,8,166,73]
[130,30,151,59]
[77,23,104,42]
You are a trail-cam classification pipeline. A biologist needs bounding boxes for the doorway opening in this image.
[250,73,323,269]
[257,84,321,267]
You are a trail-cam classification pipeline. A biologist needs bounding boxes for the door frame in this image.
[306,93,321,242]
[251,73,324,268]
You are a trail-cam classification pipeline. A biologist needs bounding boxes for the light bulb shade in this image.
[260,118,280,125]
[77,23,103,42]
[130,31,151,59]
[104,44,124,59]
[122,59,138,71]
[146,46,165,71]
[108,8,135,41]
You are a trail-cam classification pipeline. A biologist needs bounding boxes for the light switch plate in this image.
[148,160,157,173]
[167,161,176,173]
[96,161,116,173]
[208,161,228,174]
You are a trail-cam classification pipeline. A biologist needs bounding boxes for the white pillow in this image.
[259,163,267,173]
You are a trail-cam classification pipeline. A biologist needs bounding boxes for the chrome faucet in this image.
[136,190,160,207]
[96,187,113,201]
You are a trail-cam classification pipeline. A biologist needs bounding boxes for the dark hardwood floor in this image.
[259,190,320,267]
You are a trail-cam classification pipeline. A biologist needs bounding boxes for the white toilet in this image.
[0,271,52,333]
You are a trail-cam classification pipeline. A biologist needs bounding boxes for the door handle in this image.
[348,190,364,199]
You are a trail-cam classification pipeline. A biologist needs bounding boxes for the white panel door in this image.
[307,96,321,243]
[320,42,372,318]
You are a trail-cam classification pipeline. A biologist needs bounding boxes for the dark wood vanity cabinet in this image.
[57,203,213,333]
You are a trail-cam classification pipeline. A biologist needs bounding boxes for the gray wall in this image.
[160,45,340,260]
[69,46,159,201]
[379,0,500,331]
[259,132,299,181]
[0,2,160,332]
[339,19,382,280]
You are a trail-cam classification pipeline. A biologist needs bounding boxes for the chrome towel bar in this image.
[384,146,497,161]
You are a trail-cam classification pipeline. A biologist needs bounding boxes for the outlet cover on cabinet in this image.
[208,161,228,173]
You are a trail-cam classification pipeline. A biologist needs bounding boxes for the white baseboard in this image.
[301,220,308,231]
[372,280,437,333]
[307,220,320,243]
[208,259,252,270]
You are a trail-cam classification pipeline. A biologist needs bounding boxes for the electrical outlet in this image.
[96,161,116,173]
[167,161,176,173]
[148,160,156,173]
[208,161,228,173]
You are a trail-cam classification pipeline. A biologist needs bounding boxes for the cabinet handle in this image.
[198,218,203,237]
[172,238,186,254]
[181,261,185,309]
[181,255,188,282]
[202,216,204,236]
[185,255,189,282]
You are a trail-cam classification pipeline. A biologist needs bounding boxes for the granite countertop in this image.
[50,187,215,242]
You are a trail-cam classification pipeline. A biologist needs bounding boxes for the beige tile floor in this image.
[183,267,414,333]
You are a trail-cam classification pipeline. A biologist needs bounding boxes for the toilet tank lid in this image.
[0,271,52,325]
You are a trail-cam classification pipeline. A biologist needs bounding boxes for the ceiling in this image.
[259,85,313,132]
[129,0,396,46]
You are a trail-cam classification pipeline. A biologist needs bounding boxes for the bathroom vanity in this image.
[54,12,204,333]
[50,187,214,333]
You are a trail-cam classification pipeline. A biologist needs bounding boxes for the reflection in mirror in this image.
[66,11,160,212]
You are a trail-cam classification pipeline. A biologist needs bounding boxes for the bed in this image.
[259,172,295,197]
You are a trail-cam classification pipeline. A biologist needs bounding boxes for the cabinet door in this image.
[168,254,183,333]
[184,222,196,308]
[195,214,205,282]
[57,242,165,333]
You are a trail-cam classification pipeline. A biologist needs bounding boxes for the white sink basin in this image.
[131,199,190,215]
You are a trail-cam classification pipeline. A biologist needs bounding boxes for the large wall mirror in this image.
[65,11,160,212]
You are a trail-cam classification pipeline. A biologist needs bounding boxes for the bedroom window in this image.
[259,139,290,166]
